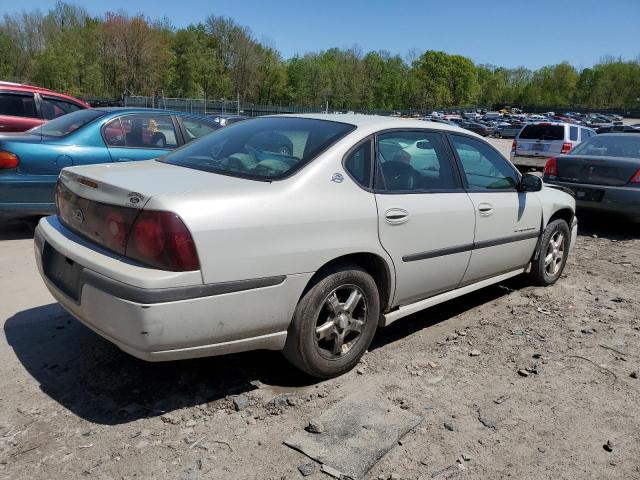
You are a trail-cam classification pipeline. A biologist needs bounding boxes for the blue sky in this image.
[3,0,639,69]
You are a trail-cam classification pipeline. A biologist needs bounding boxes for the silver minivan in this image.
[511,122,596,169]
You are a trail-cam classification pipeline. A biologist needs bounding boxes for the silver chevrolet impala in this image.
[34,114,577,378]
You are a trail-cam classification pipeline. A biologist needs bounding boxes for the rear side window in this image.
[344,139,372,188]
[0,92,37,118]
[569,126,578,141]
[375,131,459,192]
[40,96,82,120]
[118,115,178,149]
[519,124,565,141]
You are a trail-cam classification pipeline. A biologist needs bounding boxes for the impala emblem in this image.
[72,208,85,224]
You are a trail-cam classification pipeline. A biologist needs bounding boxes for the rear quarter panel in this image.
[145,136,394,288]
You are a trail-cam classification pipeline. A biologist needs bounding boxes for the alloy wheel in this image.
[314,285,368,359]
[544,231,565,276]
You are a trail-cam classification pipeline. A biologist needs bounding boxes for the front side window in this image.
[344,139,372,188]
[374,131,459,192]
[28,109,104,137]
[0,92,37,118]
[117,115,178,149]
[40,96,82,120]
[181,117,219,142]
[450,134,518,190]
[160,117,355,180]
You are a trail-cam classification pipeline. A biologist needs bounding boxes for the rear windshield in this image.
[519,124,564,141]
[160,117,356,180]
[28,109,104,137]
[570,135,640,158]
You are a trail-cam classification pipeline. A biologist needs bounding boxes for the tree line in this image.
[1,2,639,111]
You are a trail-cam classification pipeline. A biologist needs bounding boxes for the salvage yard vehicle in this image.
[0,108,220,220]
[543,133,640,222]
[34,114,577,378]
[0,81,89,133]
[511,122,596,171]
[492,124,523,139]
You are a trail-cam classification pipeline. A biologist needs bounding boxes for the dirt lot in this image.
[1,210,640,478]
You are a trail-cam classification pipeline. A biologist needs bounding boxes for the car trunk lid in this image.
[556,155,640,187]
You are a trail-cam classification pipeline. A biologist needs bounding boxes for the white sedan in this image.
[35,114,577,378]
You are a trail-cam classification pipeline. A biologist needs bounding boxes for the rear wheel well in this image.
[304,253,393,313]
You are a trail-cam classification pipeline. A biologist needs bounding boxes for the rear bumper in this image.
[510,153,548,169]
[34,218,312,361]
[545,180,640,221]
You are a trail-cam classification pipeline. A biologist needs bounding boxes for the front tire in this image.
[529,219,571,286]
[283,264,379,378]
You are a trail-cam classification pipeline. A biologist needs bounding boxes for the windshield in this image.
[159,117,356,180]
[570,135,640,158]
[28,109,104,137]
[519,124,564,141]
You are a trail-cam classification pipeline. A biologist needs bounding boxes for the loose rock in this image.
[469,349,481,357]
[517,369,530,377]
[603,440,614,452]
[307,419,325,434]
[233,395,249,411]
[297,462,317,476]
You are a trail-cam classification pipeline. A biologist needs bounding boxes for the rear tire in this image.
[283,264,379,378]
[529,219,571,286]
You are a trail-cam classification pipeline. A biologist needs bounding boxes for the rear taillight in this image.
[511,139,517,151]
[630,168,640,184]
[126,211,200,271]
[543,157,558,177]
[560,142,572,154]
[0,151,19,169]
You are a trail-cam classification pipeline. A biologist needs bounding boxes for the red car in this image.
[0,82,90,133]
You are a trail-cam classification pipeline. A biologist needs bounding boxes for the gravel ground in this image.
[1,175,639,479]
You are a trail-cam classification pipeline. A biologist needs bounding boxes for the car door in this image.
[374,129,476,306]
[448,134,542,284]
[102,113,180,162]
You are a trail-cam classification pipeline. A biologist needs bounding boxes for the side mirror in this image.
[520,173,543,192]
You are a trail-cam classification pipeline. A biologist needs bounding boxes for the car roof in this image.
[0,81,87,105]
[268,113,474,135]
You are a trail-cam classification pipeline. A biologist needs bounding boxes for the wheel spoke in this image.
[332,333,345,355]
[325,292,341,315]
[316,320,335,340]
[544,253,554,266]
[343,289,362,314]
[349,319,365,333]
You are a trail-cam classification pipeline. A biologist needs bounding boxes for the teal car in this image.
[0,108,220,220]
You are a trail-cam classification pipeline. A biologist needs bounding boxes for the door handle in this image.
[478,203,494,216]
[384,208,409,225]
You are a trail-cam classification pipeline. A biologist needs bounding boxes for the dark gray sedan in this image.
[543,133,640,221]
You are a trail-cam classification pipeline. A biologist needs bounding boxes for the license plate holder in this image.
[532,143,545,151]
[42,243,83,301]
[573,187,604,202]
